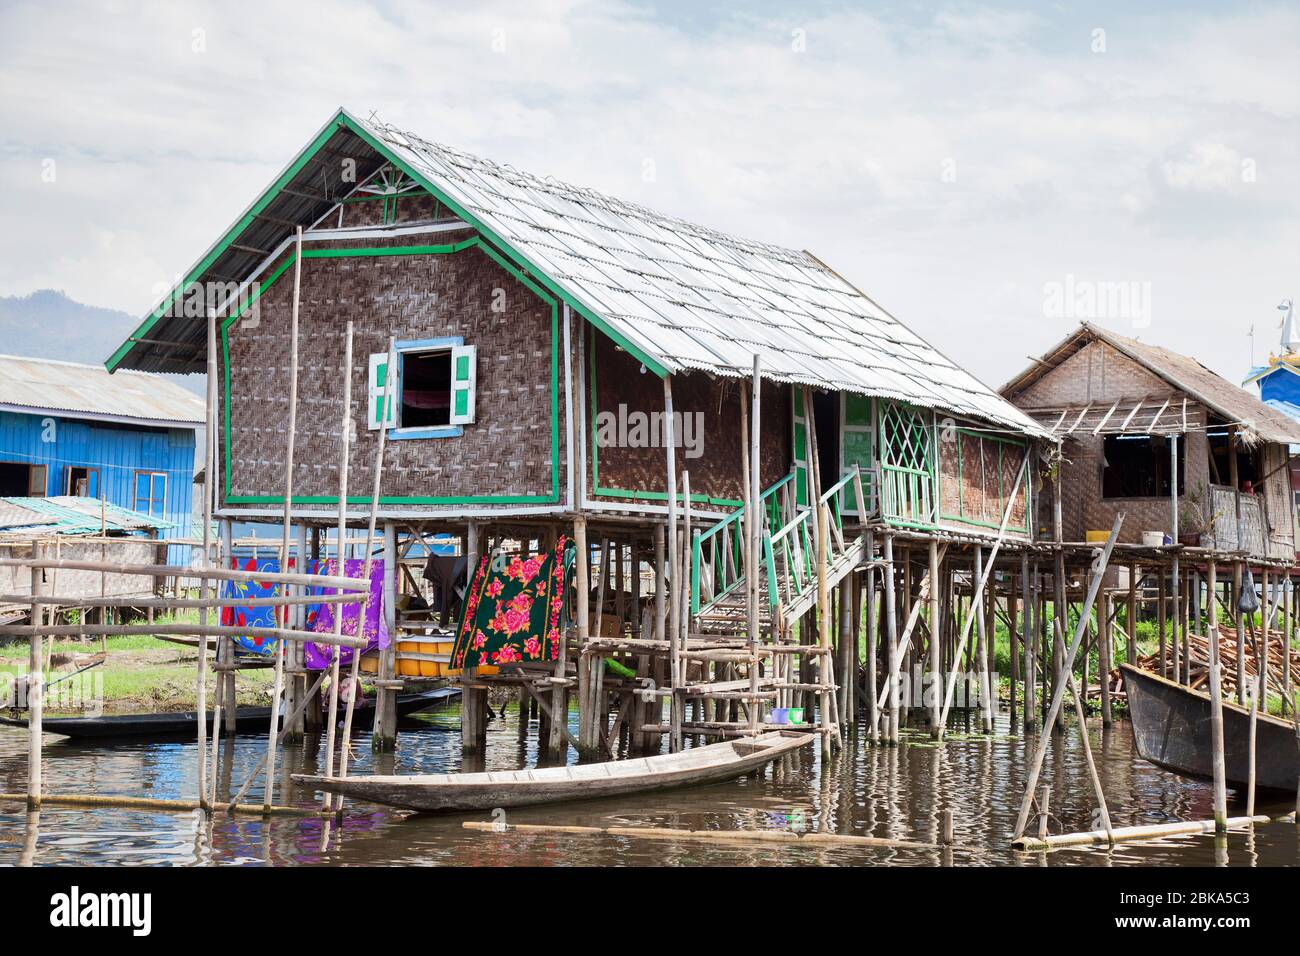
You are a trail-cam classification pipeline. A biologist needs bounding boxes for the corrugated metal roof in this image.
[0,495,173,535]
[359,115,1046,437]
[0,354,203,427]
[106,108,1046,438]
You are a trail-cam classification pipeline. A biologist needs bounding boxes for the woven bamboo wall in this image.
[223,231,564,508]
[937,429,1030,531]
[588,330,791,504]
[0,538,164,600]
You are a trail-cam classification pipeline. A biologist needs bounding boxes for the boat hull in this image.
[0,689,458,740]
[294,730,812,813]
[1121,664,1298,795]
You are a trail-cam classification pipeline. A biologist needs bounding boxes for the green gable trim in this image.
[221,238,561,506]
[332,113,671,380]
[107,114,351,372]
[108,108,671,381]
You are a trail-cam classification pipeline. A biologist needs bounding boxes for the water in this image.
[1,704,1296,866]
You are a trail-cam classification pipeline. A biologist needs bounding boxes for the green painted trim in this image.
[107,114,350,372]
[225,494,558,505]
[585,324,737,507]
[221,237,561,506]
[335,113,671,379]
[109,108,671,380]
[937,425,1029,533]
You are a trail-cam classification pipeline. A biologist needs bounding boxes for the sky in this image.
[1,0,1298,388]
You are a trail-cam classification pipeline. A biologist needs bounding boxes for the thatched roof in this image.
[1002,322,1300,444]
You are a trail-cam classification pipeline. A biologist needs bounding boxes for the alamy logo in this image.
[49,886,151,936]
[1043,274,1151,328]
[594,404,704,459]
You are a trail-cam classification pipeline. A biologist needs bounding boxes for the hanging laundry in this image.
[303,559,390,671]
[220,557,292,656]
[449,536,572,676]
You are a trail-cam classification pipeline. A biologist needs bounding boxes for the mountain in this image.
[0,290,204,397]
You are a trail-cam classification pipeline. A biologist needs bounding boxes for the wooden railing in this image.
[690,472,794,616]
[880,463,936,528]
[763,468,867,610]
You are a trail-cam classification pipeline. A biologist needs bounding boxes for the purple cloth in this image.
[303,559,389,671]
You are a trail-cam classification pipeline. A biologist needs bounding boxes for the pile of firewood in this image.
[1111,627,1299,703]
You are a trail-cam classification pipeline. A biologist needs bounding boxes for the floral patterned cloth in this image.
[220,557,389,668]
[450,536,571,674]
[303,559,390,671]
[221,558,292,656]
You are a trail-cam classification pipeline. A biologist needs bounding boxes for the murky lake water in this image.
[1,702,1296,866]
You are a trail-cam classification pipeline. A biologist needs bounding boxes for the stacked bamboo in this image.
[1110,627,1298,702]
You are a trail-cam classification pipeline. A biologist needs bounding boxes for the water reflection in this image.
[0,704,1296,866]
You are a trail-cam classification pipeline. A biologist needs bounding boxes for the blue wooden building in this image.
[0,354,204,560]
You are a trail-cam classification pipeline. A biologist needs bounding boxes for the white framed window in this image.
[368,338,476,439]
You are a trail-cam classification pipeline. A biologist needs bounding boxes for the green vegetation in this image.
[0,609,276,713]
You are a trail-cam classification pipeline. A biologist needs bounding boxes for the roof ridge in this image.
[365,116,820,270]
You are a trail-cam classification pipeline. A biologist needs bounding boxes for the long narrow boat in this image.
[0,688,459,740]
[294,730,812,813]
[1121,664,1299,794]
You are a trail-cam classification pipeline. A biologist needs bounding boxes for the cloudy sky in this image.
[2,0,1297,387]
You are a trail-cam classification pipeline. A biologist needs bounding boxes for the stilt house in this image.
[107,108,1049,755]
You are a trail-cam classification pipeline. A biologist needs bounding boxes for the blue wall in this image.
[0,410,196,561]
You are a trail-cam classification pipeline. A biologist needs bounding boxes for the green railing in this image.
[763,468,866,609]
[880,464,936,528]
[690,472,794,616]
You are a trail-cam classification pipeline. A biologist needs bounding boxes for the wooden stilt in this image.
[26,542,44,810]
[928,539,941,736]
[663,376,682,753]
[318,322,354,814]
[1207,559,1229,832]
[1012,515,1122,841]
[882,533,899,743]
[265,228,303,812]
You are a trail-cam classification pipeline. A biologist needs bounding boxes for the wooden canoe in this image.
[0,688,459,740]
[294,730,813,813]
[1121,664,1299,795]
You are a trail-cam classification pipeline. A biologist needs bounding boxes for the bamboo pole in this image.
[0,558,364,590]
[974,548,993,733]
[197,311,218,809]
[319,322,354,814]
[1012,513,1123,841]
[928,538,941,736]
[663,375,681,752]
[26,542,44,809]
[816,504,833,755]
[264,228,304,813]
[935,460,1026,734]
[1013,812,1295,851]
[1022,552,1034,728]
[882,532,899,742]
[0,792,321,817]
[462,820,979,853]
[336,336,395,799]
[865,531,878,741]
[0,622,364,646]
[1206,559,1228,832]
[747,355,761,737]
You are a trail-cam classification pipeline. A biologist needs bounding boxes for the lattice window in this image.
[880,402,932,472]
